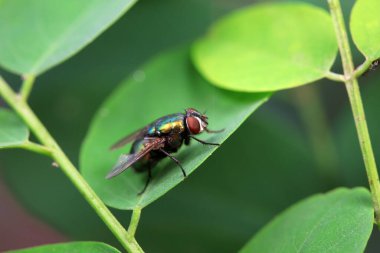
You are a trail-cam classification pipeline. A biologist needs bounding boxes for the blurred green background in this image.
[1,0,380,252]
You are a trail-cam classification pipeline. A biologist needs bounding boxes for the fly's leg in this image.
[138,167,152,195]
[190,136,220,146]
[159,148,187,177]
[184,136,190,145]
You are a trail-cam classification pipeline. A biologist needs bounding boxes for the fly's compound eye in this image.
[186,116,203,134]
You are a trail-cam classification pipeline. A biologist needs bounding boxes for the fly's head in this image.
[185,108,208,135]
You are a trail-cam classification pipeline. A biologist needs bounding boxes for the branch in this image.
[328,0,380,225]
[0,76,144,253]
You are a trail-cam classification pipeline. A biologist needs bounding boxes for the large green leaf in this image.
[192,2,338,92]
[7,242,120,253]
[80,46,270,210]
[0,108,28,148]
[240,187,373,253]
[0,0,136,75]
[350,0,380,60]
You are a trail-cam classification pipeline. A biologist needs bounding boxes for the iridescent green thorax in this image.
[147,113,186,136]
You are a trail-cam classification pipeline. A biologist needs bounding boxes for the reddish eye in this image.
[186,116,201,134]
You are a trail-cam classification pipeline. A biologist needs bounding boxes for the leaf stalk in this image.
[20,74,36,101]
[354,59,379,78]
[1,141,52,157]
[325,71,345,82]
[128,208,142,238]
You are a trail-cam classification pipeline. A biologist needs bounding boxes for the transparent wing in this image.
[106,137,165,179]
[109,127,148,150]
[105,154,133,179]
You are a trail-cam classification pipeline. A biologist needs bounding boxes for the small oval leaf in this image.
[350,0,380,60]
[192,3,338,92]
[0,0,136,75]
[0,108,28,148]
[7,241,121,253]
[240,187,373,253]
[80,46,270,210]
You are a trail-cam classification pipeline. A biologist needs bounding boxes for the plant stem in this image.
[0,76,144,253]
[328,0,380,224]
[22,141,51,155]
[325,71,345,82]
[128,208,142,238]
[354,59,373,78]
[2,141,52,157]
[20,74,35,101]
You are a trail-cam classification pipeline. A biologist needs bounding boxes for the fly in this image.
[106,108,223,194]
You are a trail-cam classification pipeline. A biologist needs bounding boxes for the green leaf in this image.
[0,108,28,148]
[350,0,380,60]
[0,0,136,75]
[80,46,270,210]
[192,2,338,92]
[240,187,373,253]
[7,241,121,253]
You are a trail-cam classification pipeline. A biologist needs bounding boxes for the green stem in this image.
[325,71,345,82]
[328,0,380,224]
[20,74,36,101]
[354,59,372,78]
[22,141,51,155]
[0,76,144,253]
[1,141,52,157]
[128,208,142,238]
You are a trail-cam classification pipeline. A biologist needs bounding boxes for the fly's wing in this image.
[106,154,133,179]
[110,126,148,150]
[106,137,165,179]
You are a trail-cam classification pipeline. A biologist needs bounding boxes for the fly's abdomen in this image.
[130,139,150,172]
[165,134,184,152]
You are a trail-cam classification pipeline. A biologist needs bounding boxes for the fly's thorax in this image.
[158,120,185,134]
[153,113,186,135]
